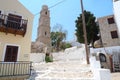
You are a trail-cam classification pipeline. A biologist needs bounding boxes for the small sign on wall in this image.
[24,54,29,57]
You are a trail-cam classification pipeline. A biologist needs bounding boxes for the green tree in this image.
[75,10,99,46]
[60,42,72,50]
[51,24,67,51]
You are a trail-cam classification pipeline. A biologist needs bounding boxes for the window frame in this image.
[107,17,115,24]
[3,44,20,62]
[111,31,118,39]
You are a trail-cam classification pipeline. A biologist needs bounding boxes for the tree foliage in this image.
[51,24,67,51]
[75,10,99,46]
[60,42,72,50]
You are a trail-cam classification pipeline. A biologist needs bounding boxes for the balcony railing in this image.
[0,61,32,77]
[0,14,28,37]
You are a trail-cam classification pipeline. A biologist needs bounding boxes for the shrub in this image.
[45,55,53,63]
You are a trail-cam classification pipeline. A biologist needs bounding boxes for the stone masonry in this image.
[31,5,51,53]
[97,15,120,47]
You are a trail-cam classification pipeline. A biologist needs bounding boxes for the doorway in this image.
[4,45,18,62]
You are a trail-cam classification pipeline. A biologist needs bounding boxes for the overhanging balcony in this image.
[0,61,32,78]
[0,14,28,37]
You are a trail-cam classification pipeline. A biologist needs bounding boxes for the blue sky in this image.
[19,0,113,41]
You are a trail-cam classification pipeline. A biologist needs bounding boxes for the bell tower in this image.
[36,5,51,47]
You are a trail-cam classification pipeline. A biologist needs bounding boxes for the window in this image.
[107,17,115,24]
[45,11,47,15]
[111,31,118,39]
[45,32,47,36]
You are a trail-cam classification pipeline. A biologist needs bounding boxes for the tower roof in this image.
[42,5,48,10]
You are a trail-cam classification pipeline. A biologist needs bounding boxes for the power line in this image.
[34,0,66,16]
[49,0,66,9]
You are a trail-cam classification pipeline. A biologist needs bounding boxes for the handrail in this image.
[0,61,32,77]
[113,62,120,72]
[0,14,28,36]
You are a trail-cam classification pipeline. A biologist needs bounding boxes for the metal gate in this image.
[113,62,120,72]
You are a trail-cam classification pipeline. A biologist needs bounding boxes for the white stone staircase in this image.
[29,61,94,80]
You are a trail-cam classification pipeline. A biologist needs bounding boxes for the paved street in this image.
[111,72,120,80]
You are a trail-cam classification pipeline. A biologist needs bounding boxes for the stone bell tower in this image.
[36,5,51,47]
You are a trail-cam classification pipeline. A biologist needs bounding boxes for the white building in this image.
[113,0,120,36]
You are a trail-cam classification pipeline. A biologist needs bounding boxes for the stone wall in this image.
[97,15,120,47]
[113,0,120,37]
[31,5,51,53]
[30,53,45,63]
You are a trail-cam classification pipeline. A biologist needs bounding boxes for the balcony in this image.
[0,61,32,78]
[0,14,28,37]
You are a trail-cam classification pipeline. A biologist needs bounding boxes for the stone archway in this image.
[99,53,107,68]
[99,53,107,62]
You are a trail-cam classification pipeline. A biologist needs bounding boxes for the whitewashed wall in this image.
[113,0,120,36]
[30,45,86,63]
[52,45,86,62]
[90,46,120,63]
[30,53,45,63]
[90,56,101,69]
[90,56,111,80]
[90,46,120,55]
[93,69,111,80]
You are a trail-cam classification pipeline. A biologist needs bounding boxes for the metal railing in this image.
[113,62,120,72]
[0,14,28,29]
[0,14,28,36]
[0,61,32,77]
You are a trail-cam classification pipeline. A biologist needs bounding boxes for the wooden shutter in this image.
[4,45,18,62]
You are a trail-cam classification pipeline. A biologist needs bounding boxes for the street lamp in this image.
[80,0,90,64]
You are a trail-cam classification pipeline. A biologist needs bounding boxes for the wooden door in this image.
[109,55,113,72]
[4,45,18,62]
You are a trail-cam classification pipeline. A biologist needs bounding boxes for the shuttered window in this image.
[107,17,115,24]
[4,45,18,62]
[111,31,118,39]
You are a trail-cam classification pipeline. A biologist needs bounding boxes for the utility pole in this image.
[80,0,90,64]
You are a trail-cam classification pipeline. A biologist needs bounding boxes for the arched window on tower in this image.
[45,31,47,36]
[45,11,47,15]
